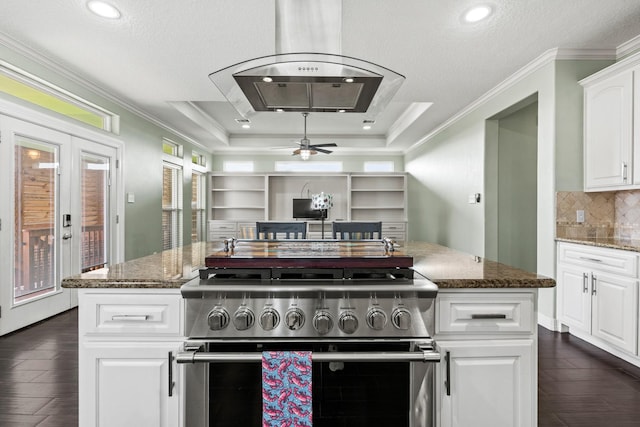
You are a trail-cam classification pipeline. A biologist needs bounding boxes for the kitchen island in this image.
[63,241,554,427]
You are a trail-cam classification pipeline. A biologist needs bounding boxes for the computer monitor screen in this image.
[292,198,327,219]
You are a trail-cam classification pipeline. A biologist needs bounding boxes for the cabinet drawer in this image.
[81,293,182,336]
[558,242,638,277]
[437,293,534,334]
[208,221,237,232]
[209,231,237,241]
[382,222,406,232]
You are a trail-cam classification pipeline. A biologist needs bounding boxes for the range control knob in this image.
[338,311,359,334]
[259,308,280,331]
[392,307,412,330]
[366,307,387,330]
[285,308,305,330]
[313,311,333,335]
[233,306,255,331]
[207,307,230,331]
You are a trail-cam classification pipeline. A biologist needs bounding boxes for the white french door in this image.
[0,116,119,334]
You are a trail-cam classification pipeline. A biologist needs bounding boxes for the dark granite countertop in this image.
[556,237,640,253]
[61,241,555,289]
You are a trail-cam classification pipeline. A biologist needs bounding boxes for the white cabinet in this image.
[557,242,639,355]
[78,289,184,427]
[81,341,181,427]
[581,55,640,191]
[435,290,537,427]
[438,340,534,427]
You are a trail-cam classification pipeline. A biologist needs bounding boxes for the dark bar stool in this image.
[332,221,382,240]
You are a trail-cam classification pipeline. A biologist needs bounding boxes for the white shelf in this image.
[209,172,407,240]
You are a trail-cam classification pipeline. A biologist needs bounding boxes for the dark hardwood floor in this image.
[0,309,78,427]
[538,326,640,426]
[2,309,640,426]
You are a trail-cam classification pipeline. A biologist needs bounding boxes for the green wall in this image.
[405,57,613,325]
[0,43,212,261]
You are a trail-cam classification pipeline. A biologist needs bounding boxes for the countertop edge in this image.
[556,237,640,252]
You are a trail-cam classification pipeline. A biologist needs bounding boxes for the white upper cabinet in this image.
[582,54,640,191]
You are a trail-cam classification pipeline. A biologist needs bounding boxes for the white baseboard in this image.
[537,313,561,331]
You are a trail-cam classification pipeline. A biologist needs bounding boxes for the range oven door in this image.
[179,340,440,427]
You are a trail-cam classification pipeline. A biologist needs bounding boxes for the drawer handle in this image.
[579,256,603,263]
[470,314,507,320]
[111,315,150,321]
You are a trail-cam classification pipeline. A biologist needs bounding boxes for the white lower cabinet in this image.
[78,289,184,427]
[557,242,639,356]
[81,341,181,427]
[437,340,534,427]
[435,290,537,427]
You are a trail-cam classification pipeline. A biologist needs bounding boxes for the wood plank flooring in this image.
[2,309,640,426]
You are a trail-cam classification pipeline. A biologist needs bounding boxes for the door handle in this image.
[591,274,597,295]
[62,233,72,240]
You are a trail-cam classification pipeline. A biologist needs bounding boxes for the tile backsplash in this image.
[556,190,640,240]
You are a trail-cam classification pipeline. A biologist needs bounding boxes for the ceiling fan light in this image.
[300,149,311,160]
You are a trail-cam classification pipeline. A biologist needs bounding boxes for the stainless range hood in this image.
[209,0,404,118]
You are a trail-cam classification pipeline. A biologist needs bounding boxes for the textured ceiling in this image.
[0,0,639,155]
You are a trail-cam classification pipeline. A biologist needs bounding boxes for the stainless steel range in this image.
[178,239,440,427]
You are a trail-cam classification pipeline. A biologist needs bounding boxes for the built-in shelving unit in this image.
[208,172,407,241]
[210,174,267,221]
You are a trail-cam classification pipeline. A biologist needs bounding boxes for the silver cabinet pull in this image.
[470,314,507,319]
[579,256,603,263]
[583,273,589,293]
[591,275,597,295]
[623,161,628,182]
[176,350,441,364]
[62,233,73,240]
[111,314,150,321]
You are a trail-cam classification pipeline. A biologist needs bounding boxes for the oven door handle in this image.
[176,349,441,364]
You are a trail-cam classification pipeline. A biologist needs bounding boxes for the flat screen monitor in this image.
[292,198,327,220]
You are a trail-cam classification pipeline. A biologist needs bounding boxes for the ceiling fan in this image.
[291,112,337,160]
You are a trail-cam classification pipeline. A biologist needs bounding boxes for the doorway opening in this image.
[485,94,538,272]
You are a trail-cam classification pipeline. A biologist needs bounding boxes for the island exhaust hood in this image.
[209,0,405,118]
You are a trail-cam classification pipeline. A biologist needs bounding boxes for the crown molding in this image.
[617,34,640,59]
[0,31,209,151]
[405,48,616,154]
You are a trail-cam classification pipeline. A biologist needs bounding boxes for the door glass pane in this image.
[81,153,109,272]
[14,138,58,303]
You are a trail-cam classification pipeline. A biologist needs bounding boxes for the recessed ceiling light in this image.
[343,78,354,83]
[262,77,273,83]
[337,109,346,113]
[87,1,121,19]
[275,108,284,112]
[242,124,251,129]
[362,125,372,130]
[463,5,492,23]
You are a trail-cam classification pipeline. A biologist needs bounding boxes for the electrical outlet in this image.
[576,210,585,223]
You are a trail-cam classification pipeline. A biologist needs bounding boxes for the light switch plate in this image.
[127,193,135,203]
[576,210,585,223]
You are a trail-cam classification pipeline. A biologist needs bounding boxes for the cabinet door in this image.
[591,272,638,353]
[584,70,633,189]
[80,341,182,427]
[438,340,535,427]
[557,264,592,333]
